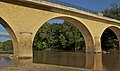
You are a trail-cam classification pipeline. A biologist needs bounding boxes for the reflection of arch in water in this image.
[101,26,120,50]
[85,53,103,70]
[13,58,33,65]
[0,17,18,57]
[33,16,94,53]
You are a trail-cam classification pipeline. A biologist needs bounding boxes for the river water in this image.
[0,50,120,71]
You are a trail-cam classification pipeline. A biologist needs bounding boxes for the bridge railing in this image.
[41,0,98,14]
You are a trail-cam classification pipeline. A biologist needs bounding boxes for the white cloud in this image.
[0,32,10,38]
[0,32,9,35]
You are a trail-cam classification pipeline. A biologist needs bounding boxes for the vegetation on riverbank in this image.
[33,21,85,51]
[0,40,13,51]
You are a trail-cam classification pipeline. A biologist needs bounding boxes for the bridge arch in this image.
[32,16,94,52]
[101,26,120,51]
[0,17,18,57]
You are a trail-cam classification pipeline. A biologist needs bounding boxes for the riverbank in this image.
[0,51,13,58]
[0,63,92,71]
[0,54,13,59]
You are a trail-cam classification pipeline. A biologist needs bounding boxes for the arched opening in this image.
[33,20,85,51]
[0,17,18,64]
[33,16,94,52]
[101,26,120,53]
[0,24,12,51]
[32,16,94,67]
[101,26,120,71]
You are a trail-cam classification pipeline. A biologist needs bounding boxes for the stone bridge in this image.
[0,0,120,58]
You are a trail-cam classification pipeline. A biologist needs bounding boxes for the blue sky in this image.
[49,0,120,23]
[59,0,120,12]
[0,24,11,42]
[0,0,120,41]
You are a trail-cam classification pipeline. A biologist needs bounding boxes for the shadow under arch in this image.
[101,26,120,51]
[0,17,18,57]
[33,16,94,53]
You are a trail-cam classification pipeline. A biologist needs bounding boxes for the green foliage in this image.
[2,40,13,51]
[102,4,120,20]
[101,29,119,51]
[0,41,2,50]
[33,21,85,51]
[101,4,120,51]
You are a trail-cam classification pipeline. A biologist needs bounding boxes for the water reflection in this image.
[33,50,104,70]
[85,53,94,69]
[0,57,13,66]
[93,53,103,70]
[33,51,85,67]
[0,57,33,66]
[85,53,104,70]
[2,50,120,71]
[102,53,120,71]
[13,58,33,65]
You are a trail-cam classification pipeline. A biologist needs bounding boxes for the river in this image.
[0,50,120,71]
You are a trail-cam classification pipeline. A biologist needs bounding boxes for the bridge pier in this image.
[85,36,102,53]
[94,37,102,53]
[85,45,94,53]
[14,32,33,59]
[85,53,103,70]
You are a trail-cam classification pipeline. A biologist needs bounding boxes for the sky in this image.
[59,0,120,12]
[0,0,120,41]
[48,0,120,23]
[0,24,11,42]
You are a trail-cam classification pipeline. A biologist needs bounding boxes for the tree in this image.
[2,40,13,51]
[101,29,119,51]
[59,34,67,49]
[101,4,120,51]
[33,21,85,51]
[102,4,120,20]
[0,41,3,50]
